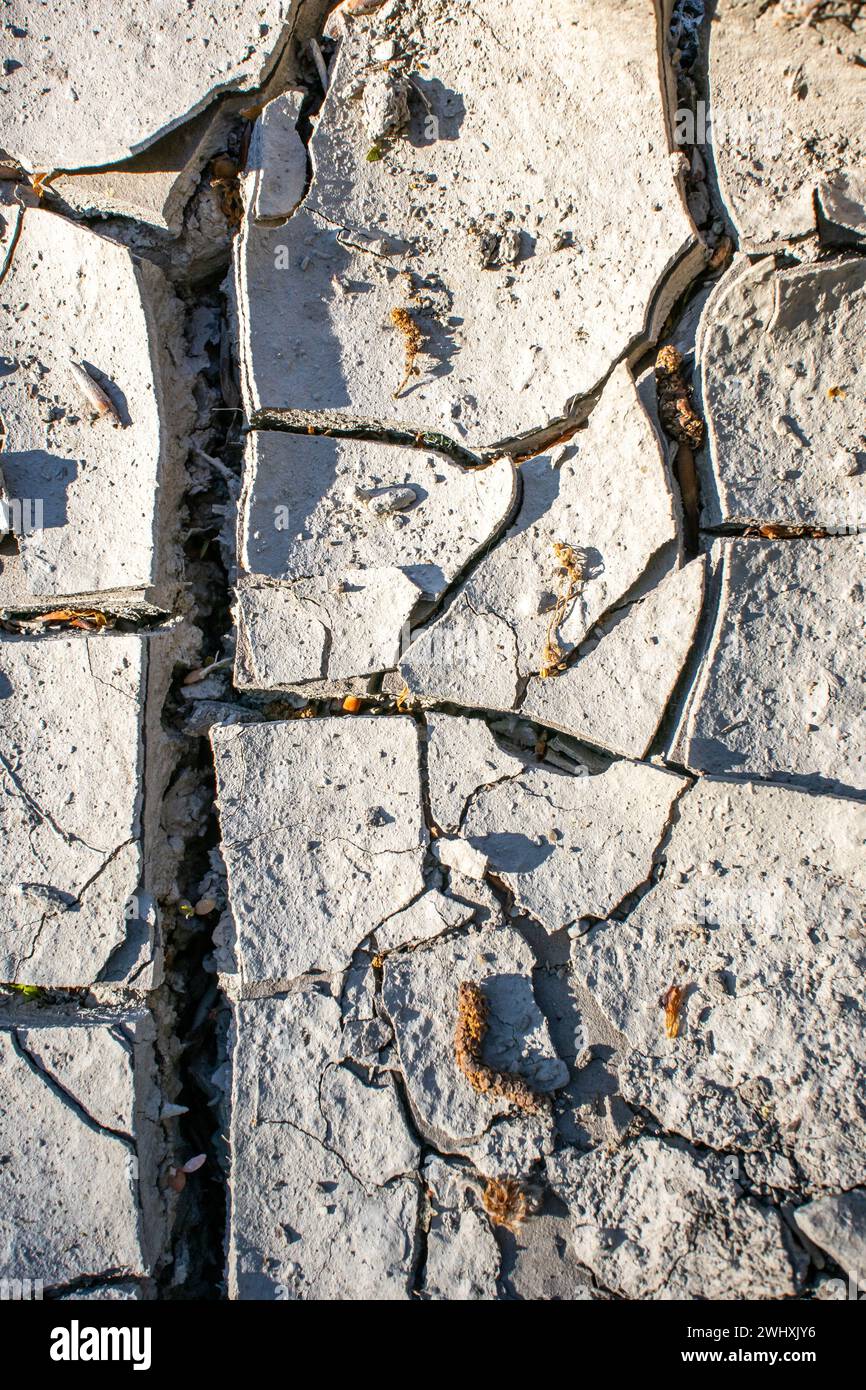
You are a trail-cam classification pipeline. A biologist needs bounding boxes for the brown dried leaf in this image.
[663,984,685,1039]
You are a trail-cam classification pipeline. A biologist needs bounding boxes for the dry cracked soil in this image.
[0,0,864,1306]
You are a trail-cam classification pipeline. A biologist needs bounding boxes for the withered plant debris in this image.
[454,980,549,1115]
[69,361,122,425]
[663,984,685,1039]
[210,154,244,227]
[540,541,585,678]
[744,523,829,539]
[390,307,423,397]
[482,1176,530,1231]
[655,345,705,448]
[2,608,114,634]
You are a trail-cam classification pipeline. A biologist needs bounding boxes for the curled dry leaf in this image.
[35,608,111,631]
[663,984,685,1039]
[69,361,122,425]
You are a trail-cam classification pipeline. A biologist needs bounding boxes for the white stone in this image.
[422,1159,499,1301]
[697,256,866,529]
[707,0,866,248]
[400,364,680,710]
[0,630,180,988]
[234,569,421,686]
[547,1137,805,1299]
[235,1,702,447]
[522,558,706,758]
[572,777,866,1191]
[0,2,301,171]
[239,434,515,590]
[0,209,187,607]
[461,760,687,933]
[52,104,233,233]
[676,538,866,792]
[242,91,308,224]
[228,989,419,1300]
[794,1191,866,1284]
[431,838,489,882]
[381,925,568,1171]
[376,890,474,953]
[211,717,426,984]
[425,715,525,833]
[0,1011,164,1287]
[235,429,516,684]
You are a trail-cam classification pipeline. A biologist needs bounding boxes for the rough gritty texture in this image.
[425,715,525,833]
[4,0,865,1308]
[461,760,687,932]
[239,433,516,601]
[400,364,680,710]
[697,256,866,529]
[548,1138,805,1300]
[794,1190,866,1284]
[228,988,419,1300]
[234,431,515,684]
[572,777,866,1192]
[0,1011,164,1287]
[677,538,866,792]
[707,0,866,249]
[381,924,568,1173]
[235,0,702,448]
[0,632,177,988]
[212,717,426,983]
[0,2,299,170]
[0,208,186,606]
[522,558,705,758]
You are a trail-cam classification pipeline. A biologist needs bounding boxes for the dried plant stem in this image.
[540,541,585,679]
[390,307,423,397]
[454,980,548,1115]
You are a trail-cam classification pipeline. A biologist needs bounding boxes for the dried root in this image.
[390,307,424,398]
[482,1177,530,1231]
[454,980,548,1115]
[654,345,704,449]
[540,541,585,678]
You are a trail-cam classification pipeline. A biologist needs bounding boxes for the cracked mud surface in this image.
[0,0,864,1303]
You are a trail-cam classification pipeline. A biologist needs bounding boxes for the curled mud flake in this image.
[68,361,122,425]
[654,344,705,449]
[390,306,424,398]
[540,541,585,678]
[482,1176,530,1231]
[454,980,549,1115]
[663,984,685,1039]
